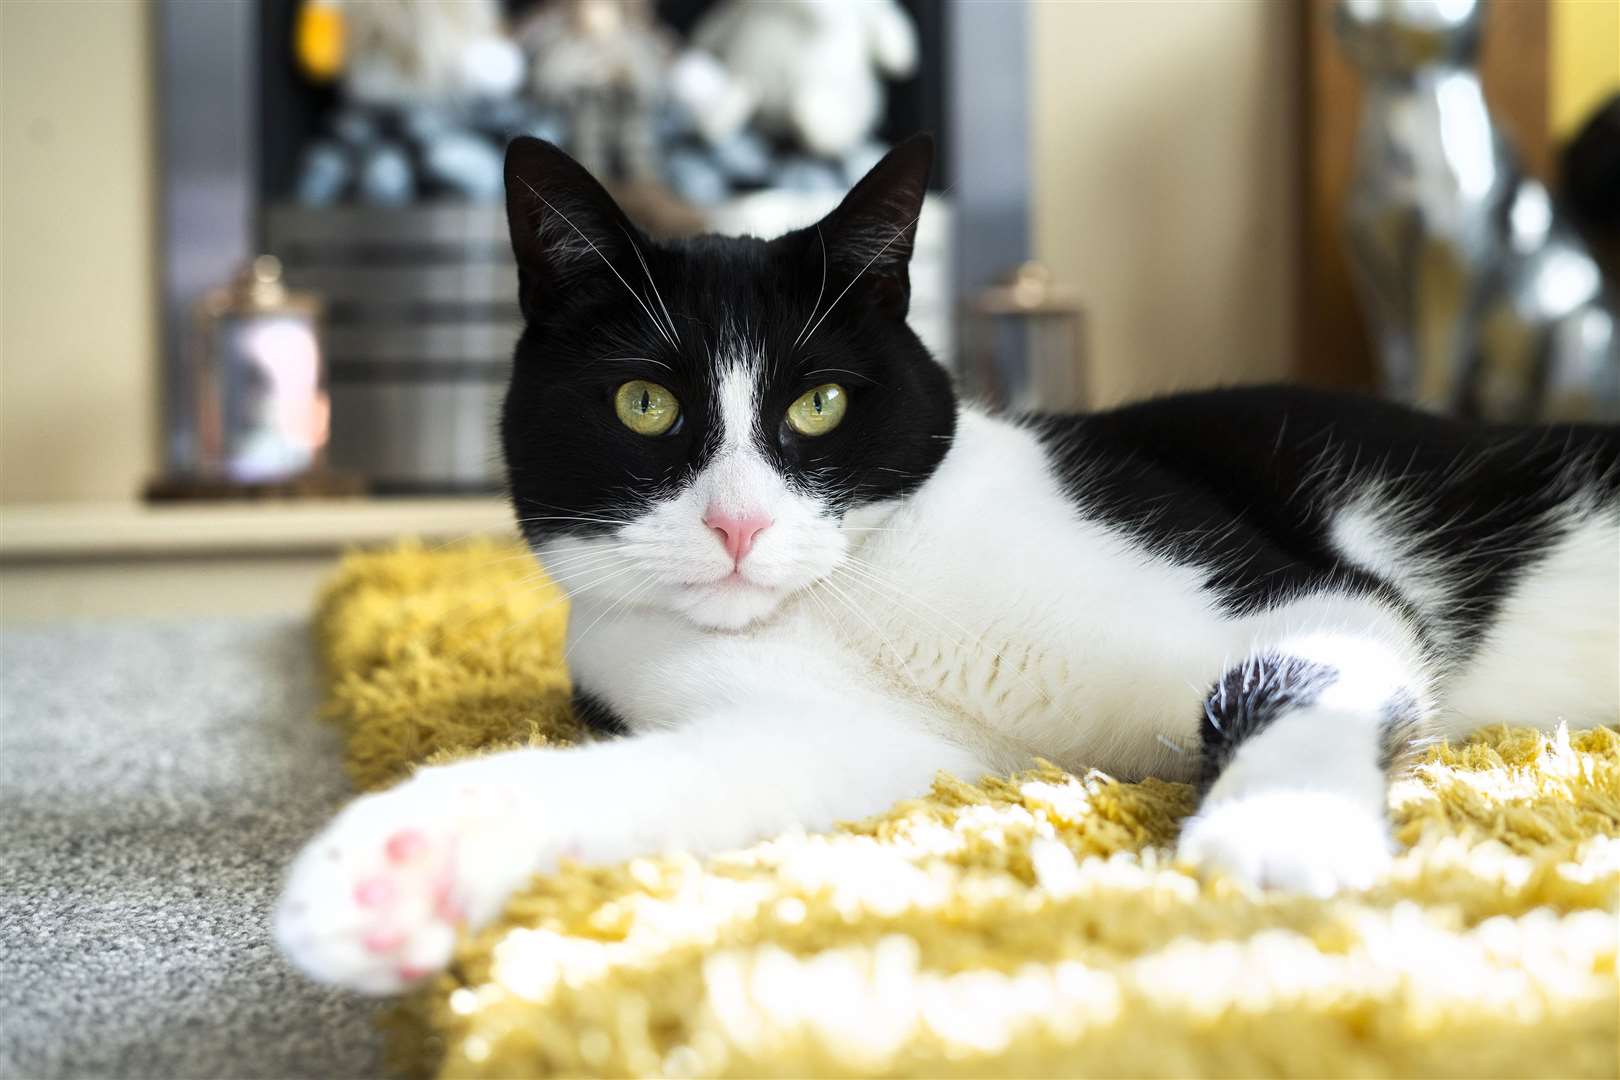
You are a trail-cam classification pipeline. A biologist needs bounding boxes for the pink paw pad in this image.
[398,964,429,982]
[385,828,428,864]
[354,876,396,907]
[433,877,464,924]
[363,928,405,953]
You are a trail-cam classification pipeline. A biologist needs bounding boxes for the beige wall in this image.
[2,1,157,503]
[1551,0,1620,140]
[1031,0,1299,407]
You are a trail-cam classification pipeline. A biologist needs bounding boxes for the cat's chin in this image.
[670,578,788,631]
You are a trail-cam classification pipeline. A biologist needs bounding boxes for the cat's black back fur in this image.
[1038,386,1620,660]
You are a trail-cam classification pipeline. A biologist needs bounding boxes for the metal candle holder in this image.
[189,256,331,486]
[961,261,1089,414]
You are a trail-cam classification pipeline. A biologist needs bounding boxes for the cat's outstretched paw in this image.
[1176,790,1392,897]
[274,776,546,995]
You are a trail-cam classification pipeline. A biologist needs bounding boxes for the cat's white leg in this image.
[1177,600,1431,896]
[275,700,986,994]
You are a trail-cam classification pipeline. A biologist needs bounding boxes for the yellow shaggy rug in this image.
[315,541,1620,1079]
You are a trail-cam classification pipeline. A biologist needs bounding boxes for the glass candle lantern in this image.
[190,256,330,484]
[960,261,1089,414]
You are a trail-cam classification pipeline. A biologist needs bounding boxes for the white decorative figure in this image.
[676,0,919,158]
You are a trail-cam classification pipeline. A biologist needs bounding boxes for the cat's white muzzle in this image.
[669,573,791,630]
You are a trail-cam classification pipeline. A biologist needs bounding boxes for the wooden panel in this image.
[1300,0,1369,389]
[1299,0,1549,389]
[1482,0,1552,180]
[0,497,513,561]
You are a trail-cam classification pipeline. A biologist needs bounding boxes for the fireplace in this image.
[155,0,1030,495]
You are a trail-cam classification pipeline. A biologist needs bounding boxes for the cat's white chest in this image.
[819,537,1207,779]
[811,413,1223,779]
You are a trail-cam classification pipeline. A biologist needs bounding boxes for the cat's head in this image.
[500,135,955,631]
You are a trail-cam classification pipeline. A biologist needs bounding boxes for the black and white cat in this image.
[276,136,1619,994]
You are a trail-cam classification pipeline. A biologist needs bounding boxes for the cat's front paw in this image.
[274,775,549,995]
[1176,790,1392,897]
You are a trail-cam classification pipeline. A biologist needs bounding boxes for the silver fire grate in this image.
[266,204,518,493]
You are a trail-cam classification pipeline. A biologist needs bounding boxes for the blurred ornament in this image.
[357,142,413,205]
[664,148,729,206]
[464,96,531,140]
[295,140,351,206]
[288,0,531,207]
[667,49,754,147]
[960,263,1089,414]
[1336,0,1619,421]
[304,0,523,106]
[711,129,772,186]
[769,155,843,194]
[459,36,525,99]
[517,0,672,183]
[518,107,569,147]
[400,105,452,143]
[295,0,346,83]
[840,139,888,185]
[653,98,699,144]
[189,257,330,485]
[421,130,505,200]
[682,0,917,158]
[330,107,377,147]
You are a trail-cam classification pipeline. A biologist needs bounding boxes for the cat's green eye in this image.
[614,380,680,436]
[786,383,848,437]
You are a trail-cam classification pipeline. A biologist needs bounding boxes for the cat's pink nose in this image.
[705,509,772,565]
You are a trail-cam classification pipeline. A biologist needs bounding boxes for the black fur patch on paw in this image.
[1377,687,1428,772]
[572,688,629,737]
[1198,654,1339,788]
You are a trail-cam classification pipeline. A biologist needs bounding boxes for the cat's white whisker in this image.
[817,574,929,695]
[531,551,640,579]
[484,560,652,646]
[515,176,677,350]
[829,559,1053,707]
[798,211,923,350]
[516,500,638,524]
[598,356,673,372]
[515,518,633,532]
[622,226,681,346]
[792,225,829,350]
[563,570,661,664]
[1156,733,1190,755]
[801,367,879,387]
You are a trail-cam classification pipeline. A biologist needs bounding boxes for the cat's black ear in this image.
[504,137,640,320]
[810,134,934,317]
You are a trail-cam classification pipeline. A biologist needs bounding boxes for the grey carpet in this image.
[1,617,385,1079]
